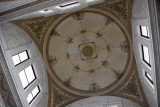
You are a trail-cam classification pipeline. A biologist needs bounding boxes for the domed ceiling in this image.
[47,10,130,95]
[11,0,149,107]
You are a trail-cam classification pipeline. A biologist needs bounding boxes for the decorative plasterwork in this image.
[45,9,133,96]
[23,18,51,42]
[103,0,130,24]
[112,69,149,106]
[51,84,73,107]
[48,75,79,107]
[119,71,143,101]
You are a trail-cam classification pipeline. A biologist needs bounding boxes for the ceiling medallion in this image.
[79,42,97,60]
[44,9,133,96]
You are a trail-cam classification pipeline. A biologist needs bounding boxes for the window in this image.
[145,71,154,85]
[12,50,29,66]
[140,26,149,38]
[19,65,36,89]
[60,1,78,8]
[141,45,151,66]
[27,86,40,104]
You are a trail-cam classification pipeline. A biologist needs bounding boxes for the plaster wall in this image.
[0,23,31,50]
[66,96,141,107]
[36,94,48,107]
[132,0,157,107]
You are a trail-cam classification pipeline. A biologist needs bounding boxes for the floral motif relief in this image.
[52,85,73,107]
[26,18,50,41]
[66,37,73,43]
[64,78,71,87]
[72,12,84,21]
[72,65,80,72]
[96,31,104,38]
[119,73,141,98]
[80,30,87,34]
[106,16,114,25]
[120,41,129,53]
[106,45,111,52]
[101,60,109,68]
[49,56,57,66]
[50,29,60,37]
[105,0,129,21]
[89,82,100,91]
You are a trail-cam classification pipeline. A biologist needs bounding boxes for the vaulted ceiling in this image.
[10,0,149,107]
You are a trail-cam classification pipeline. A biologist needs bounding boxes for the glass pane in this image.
[19,70,28,88]
[19,51,28,62]
[25,66,35,83]
[32,86,40,97]
[140,26,149,37]
[12,55,20,65]
[145,72,153,81]
[142,45,150,65]
[146,73,152,80]
[27,93,33,103]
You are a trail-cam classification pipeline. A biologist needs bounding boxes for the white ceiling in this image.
[0,0,104,22]
[0,0,37,13]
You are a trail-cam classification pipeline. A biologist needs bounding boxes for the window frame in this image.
[141,45,151,67]
[12,50,29,66]
[140,25,149,39]
[19,65,37,89]
[145,71,154,85]
[27,85,40,104]
[59,1,78,8]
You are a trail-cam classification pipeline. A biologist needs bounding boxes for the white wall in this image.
[0,22,31,50]
[132,0,158,107]
[66,96,141,107]
[0,22,48,107]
